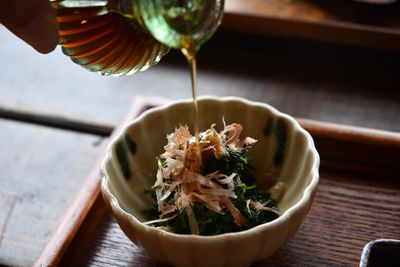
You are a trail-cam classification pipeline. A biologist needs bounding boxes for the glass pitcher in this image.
[50,0,224,76]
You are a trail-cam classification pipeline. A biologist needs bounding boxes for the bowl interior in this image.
[104,97,318,222]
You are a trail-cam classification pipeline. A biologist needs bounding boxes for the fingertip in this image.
[1,0,60,54]
[15,13,60,54]
[35,19,60,54]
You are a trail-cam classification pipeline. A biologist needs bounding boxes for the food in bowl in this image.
[101,97,319,267]
[144,122,281,235]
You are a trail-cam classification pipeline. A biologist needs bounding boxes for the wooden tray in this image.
[35,97,400,267]
[222,0,400,50]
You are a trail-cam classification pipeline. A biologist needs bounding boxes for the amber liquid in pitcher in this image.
[51,1,169,76]
[52,0,224,144]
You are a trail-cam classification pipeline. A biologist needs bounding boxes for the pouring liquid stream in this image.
[183,49,200,144]
[52,0,222,164]
[182,40,202,172]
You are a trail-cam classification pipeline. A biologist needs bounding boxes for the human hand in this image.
[0,0,59,53]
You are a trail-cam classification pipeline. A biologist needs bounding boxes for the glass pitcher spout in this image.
[50,0,224,76]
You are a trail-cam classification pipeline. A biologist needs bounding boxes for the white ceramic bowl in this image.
[101,96,319,267]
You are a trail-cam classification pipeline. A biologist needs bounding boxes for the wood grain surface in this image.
[31,98,152,267]
[224,0,400,50]
[0,119,106,267]
[1,26,400,132]
[58,172,400,267]
[1,3,400,265]
[298,118,400,180]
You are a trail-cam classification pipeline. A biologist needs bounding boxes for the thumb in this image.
[0,0,59,53]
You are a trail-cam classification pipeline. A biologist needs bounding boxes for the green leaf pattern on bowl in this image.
[116,133,137,180]
[264,117,287,167]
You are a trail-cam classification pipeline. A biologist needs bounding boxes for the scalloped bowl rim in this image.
[101,96,320,241]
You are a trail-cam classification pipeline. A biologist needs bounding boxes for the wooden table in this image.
[1,3,400,264]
